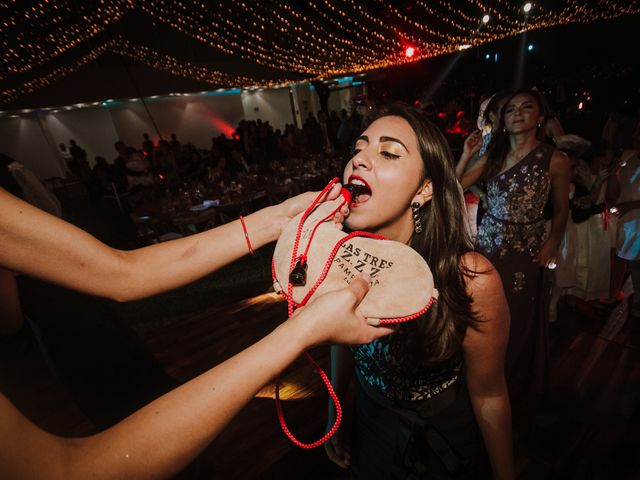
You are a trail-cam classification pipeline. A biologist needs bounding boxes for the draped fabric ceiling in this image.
[1,0,639,109]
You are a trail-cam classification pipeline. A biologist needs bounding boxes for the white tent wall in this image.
[0,115,66,179]
[136,93,245,148]
[43,106,120,168]
[0,92,245,179]
[240,87,293,131]
[328,87,357,113]
[290,84,321,128]
[0,82,362,180]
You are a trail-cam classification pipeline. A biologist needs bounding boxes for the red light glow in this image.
[209,117,235,137]
[405,46,415,58]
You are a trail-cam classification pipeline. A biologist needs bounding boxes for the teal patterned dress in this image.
[348,325,490,479]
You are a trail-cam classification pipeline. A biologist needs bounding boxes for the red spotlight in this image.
[404,46,415,58]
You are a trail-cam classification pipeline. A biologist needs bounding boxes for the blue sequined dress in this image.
[475,142,553,391]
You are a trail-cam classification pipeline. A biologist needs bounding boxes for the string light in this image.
[1,1,638,104]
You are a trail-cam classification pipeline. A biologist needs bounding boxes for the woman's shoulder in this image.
[461,251,494,276]
[460,252,508,329]
[460,252,503,297]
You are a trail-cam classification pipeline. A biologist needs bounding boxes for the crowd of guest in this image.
[63,117,350,198]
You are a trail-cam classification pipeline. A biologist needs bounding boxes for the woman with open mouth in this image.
[326,104,513,480]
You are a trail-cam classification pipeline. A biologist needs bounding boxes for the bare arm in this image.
[537,151,570,266]
[456,130,487,190]
[0,185,343,302]
[0,275,395,480]
[462,252,513,480]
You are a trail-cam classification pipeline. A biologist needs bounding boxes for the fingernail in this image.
[361,272,371,283]
[366,317,380,326]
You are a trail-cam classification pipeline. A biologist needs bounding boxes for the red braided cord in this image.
[275,351,342,449]
[378,296,437,324]
[287,207,345,317]
[287,178,340,318]
[274,179,350,449]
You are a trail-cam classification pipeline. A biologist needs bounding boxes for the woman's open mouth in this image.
[346,176,372,206]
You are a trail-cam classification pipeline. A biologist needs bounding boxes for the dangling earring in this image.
[411,202,423,234]
[537,122,542,128]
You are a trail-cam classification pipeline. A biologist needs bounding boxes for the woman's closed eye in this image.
[380,151,400,159]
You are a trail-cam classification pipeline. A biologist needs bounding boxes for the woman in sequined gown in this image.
[325,104,513,479]
[457,89,570,392]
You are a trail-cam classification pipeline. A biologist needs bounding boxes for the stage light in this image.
[528,44,534,51]
[457,44,471,50]
[482,14,490,24]
[524,3,532,13]
[485,53,491,60]
[404,46,415,58]
[494,53,499,63]
[578,102,584,110]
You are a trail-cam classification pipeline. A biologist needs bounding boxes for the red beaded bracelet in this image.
[239,215,254,255]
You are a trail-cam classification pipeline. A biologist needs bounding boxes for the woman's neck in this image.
[373,210,415,245]
[508,133,539,161]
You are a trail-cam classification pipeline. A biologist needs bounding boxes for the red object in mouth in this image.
[346,176,372,206]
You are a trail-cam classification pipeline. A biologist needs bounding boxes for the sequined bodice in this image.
[476,144,553,263]
[351,324,462,401]
[485,143,552,224]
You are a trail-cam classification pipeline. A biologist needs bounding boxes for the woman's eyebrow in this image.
[380,136,408,150]
[356,135,369,143]
[507,101,534,107]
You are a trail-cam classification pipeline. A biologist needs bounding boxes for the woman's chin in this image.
[344,214,369,232]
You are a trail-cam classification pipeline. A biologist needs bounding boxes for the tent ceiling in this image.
[1,1,639,109]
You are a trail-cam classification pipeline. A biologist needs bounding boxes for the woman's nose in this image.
[351,150,372,170]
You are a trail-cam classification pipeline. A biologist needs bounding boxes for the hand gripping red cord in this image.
[271,178,436,448]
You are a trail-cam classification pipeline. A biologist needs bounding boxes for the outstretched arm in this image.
[0,275,395,480]
[462,252,513,480]
[0,185,345,302]
[456,130,487,190]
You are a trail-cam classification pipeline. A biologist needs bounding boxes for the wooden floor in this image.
[2,285,639,479]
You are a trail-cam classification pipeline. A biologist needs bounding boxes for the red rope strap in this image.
[272,178,436,449]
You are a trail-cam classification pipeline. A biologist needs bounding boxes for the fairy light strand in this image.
[1,0,638,103]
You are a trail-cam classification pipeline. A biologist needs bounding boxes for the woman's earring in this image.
[537,122,543,128]
[411,202,423,234]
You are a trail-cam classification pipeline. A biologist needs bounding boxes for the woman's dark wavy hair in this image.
[482,88,548,182]
[371,103,478,364]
